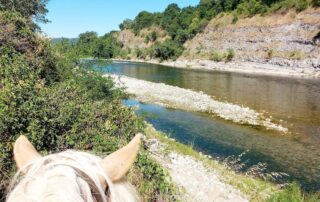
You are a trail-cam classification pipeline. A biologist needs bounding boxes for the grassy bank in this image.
[143,124,320,202]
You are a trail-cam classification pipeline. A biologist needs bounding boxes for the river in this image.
[101,61,320,191]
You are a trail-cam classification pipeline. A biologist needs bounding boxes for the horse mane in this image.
[6,150,138,202]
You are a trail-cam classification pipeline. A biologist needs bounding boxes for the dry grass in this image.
[144,125,279,202]
[235,8,320,27]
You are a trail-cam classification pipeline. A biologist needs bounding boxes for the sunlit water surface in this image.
[101,61,320,191]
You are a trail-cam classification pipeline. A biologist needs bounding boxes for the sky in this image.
[41,0,199,38]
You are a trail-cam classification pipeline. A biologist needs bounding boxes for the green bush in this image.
[209,49,235,62]
[267,49,274,59]
[295,0,309,11]
[270,0,311,12]
[92,34,123,59]
[210,51,224,62]
[150,31,158,42]
[151,40,184,61]
[225,48,235,62]
[237,0,268,17]
[0,8,173,201]
[267,183,320,202]
[132,152,176,201]
[311,0,320,7]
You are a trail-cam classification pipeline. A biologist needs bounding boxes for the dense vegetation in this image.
[0,1,174,201]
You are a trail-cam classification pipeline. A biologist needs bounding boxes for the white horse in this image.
[7,134,142,202]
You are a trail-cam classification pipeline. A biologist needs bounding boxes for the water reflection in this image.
[105,62,320,144]
[100,62,320,191]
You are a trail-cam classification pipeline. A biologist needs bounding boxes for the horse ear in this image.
[102,133,141,182]
[14,135,42,170]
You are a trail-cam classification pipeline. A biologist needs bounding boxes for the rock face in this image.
[114,27,168,51]
[114,29,147,50]
[184,9,320,70]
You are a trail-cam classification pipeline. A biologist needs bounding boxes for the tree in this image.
[133,11,155,31]
[152,40,184,61]
[77,31,98,56]
[0,0,49,23]
[161,3,181,36]
[119,19,133,30]
[92,34,123,59]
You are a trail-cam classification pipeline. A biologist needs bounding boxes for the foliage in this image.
[119,18,133,30]
[311,0,320,7]
[269,0,312,12]
[236,0,268,16]
[210,49,235,62]
[150,31,158,42]
[210,51,224,62]
[225,48,235,62]
[132,11,155,33]
[267,49,274,59]
[0,0,49,23]
[151,40,184,61]
[131,152,176,201]
[77,31,99,57]
[92,34,123,59]
[0,5,175,202]
[267,183,320,202]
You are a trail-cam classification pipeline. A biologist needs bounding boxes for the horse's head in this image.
[7,134,142,202]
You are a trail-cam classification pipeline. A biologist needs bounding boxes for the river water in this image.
[102,61,320,191]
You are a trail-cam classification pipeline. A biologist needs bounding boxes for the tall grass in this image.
[267,183,320,202]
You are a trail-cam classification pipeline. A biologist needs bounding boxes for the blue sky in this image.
[41,0,199,38]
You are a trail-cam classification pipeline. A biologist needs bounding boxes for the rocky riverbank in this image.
[143,125,279,201]
[146,134,248,202]
[108,74,288,133]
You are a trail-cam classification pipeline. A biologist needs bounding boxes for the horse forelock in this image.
[6,151,138,202]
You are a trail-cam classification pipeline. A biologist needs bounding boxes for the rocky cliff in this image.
[183,9,320,70]
[114,26,168,51]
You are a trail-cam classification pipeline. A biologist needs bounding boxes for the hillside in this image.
[183,8,320,70]
[113,9,320,71]
[55,1,320,74]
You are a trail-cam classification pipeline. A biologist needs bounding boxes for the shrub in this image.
[267,183,320,202]
[150,31,158,42]
[151,40,184,61]
[295,0,309,11]
[209,49,235,62]
[132,152,176,201]
[144,35,150,43]
[236,0,268,17]
[267,49,274,59]
[311,0,320,7]
[210,51,224,62]
[224,48,235,62]
[232,13,239,24]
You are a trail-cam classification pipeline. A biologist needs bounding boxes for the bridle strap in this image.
[53,164,109,202]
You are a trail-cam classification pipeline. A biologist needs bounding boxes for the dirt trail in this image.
[146,138,248,202]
